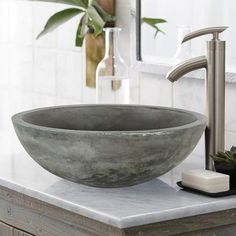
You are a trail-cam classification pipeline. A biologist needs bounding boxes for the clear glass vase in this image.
[96,27,130,104]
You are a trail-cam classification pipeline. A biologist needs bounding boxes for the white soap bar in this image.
[182,169,230,193]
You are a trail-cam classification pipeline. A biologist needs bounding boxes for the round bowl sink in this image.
[12,105,206,188]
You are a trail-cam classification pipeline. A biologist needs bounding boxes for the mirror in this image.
[139,0,236,72]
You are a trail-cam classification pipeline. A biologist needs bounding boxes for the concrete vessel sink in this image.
[12,105,206,188]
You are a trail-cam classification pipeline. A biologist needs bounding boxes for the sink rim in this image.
[12,104,207,135]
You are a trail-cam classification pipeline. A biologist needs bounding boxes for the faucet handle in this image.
[182,26,228,43]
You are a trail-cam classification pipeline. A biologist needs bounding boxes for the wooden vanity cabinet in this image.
[0,222,33,236]
[2,185,236,236]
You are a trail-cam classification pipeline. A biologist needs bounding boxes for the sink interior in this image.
[22,106,197,131]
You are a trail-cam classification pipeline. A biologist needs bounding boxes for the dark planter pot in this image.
[214,162,236,188]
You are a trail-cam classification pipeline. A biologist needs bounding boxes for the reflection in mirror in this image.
[140,0,236,72]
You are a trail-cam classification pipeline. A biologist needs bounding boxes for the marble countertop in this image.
[1,131,236,229]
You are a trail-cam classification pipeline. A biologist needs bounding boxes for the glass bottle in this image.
[96,27,130,104]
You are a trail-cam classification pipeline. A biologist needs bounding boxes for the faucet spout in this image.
[166,56,207,83]
[165,27,227,171]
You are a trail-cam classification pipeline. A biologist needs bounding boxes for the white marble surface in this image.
[0,132,236,229]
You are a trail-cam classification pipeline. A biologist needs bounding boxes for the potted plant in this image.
[27,0,167,87]
[211,146,236,188]
[32,0,116,88]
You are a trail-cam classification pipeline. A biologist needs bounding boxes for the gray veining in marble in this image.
[1,138,236,229]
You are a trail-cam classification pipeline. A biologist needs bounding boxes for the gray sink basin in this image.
[12,105,206,188]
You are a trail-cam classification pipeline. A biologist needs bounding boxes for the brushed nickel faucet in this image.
[166,27,228,170]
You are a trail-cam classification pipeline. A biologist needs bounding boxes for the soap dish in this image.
[177,181,236,197]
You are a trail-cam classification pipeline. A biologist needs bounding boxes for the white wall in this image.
[0,0,236,180]
[0,0,85,154]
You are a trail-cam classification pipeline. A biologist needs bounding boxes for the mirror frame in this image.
[135,0,142,61]
[131,0,171,75]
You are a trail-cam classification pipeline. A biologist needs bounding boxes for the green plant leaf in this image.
[37,8,84,39]
[78,0,88,7]
[232,153,236,159]
[210,154,226,163]
[87,5,105,37]
[26,0,87,8]
[75,14,88,47]
[143,17,167,25]
[231,146,236,153]
[142,17,167,38]
[91,0,116,23]
[211,146,236,165]
[218,151,227,157]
